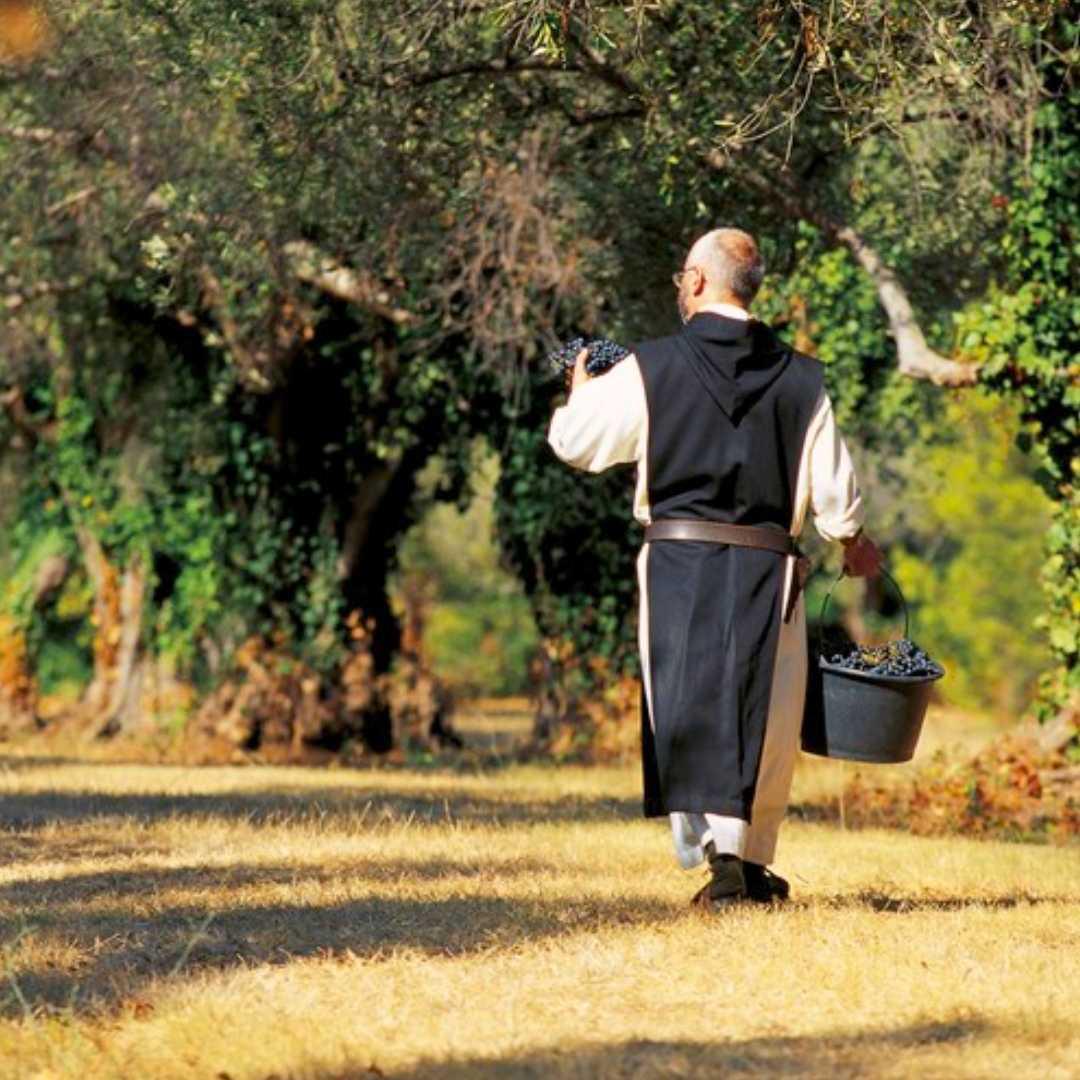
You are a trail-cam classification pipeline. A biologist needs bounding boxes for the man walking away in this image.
[547,228,881,907]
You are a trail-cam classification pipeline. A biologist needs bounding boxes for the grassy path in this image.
[0,750,1077,1079]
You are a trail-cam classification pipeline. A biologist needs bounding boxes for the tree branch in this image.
[565,104,646,128]
[0,122,115,159]
[405,56,582,87]
[520,27,978,390]
[0,386,57,444]
[831,224,979,386]
[401,34,643,100]
[46,186,97,217]
[284,241,415,326]
[565,30,646,101]
[706,149,979,387]
[197,267,273,391]
[0,124,73,145]
[3,278,81,314]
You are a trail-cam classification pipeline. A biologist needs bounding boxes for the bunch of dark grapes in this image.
[547,337,630,380]
[824,638,944,679]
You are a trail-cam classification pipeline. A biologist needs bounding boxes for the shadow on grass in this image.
[366,1021,991,1078]
[3,855,1068,1021]
[0,785,642,838]
[800,890,1063,914]
[0,856,554,908]
[1,879,680,1018]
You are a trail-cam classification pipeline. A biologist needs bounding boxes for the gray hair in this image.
[685,228,765,306]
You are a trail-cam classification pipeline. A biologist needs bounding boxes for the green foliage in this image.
[494,385,641,688]
[0,527,68,621]
[34,636,92,698]
[755,227,937,452]
[394,445,540,696]
[424,598,538,697]
[961,85,1080,714]
[486,7,1076,723]
[891,395,1053,712]
[0,0,519,709]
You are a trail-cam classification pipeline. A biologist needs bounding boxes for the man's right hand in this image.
[569,347,591,391]
[841,531,883,578]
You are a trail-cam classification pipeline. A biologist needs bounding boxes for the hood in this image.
[677,313,791,425]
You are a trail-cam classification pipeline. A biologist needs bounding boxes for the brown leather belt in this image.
[644,519,796,554]
[643,518,807,621]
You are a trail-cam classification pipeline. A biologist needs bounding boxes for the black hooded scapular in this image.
[632,311,824,820]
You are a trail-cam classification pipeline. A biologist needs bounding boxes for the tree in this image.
[956,80,1079,720]
[0,1,1074,751]
[0,1,515,743]
[449,1,1077,731]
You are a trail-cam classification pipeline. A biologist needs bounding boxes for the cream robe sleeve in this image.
[547,356,647,473]
[802,390,864,542]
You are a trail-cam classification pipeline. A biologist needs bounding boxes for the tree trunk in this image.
[76,526,149,738]
[337,460,400,596]
[338,450,428,675]
[0,615,38,737]
[332,444,455,751]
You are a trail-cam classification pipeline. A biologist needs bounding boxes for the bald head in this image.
[679,228,765,318]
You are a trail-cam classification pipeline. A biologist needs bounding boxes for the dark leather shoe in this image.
[691,841,747,909]
[743,861,790,903]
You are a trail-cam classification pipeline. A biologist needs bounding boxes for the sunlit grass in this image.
[0,707,1076,1079]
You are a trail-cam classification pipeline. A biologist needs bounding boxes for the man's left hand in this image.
[842,531,883,578]
[570,347,591,390]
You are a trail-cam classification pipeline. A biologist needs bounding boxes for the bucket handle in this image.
[817,567,909,650]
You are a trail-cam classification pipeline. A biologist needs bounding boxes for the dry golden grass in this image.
[0,710,1077,1079]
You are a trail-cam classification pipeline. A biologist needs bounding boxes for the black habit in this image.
[633,313,824,820]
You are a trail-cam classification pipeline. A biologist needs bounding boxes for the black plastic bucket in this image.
[801,571,944,764]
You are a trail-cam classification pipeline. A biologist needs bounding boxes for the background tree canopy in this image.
[0,0,1075,752]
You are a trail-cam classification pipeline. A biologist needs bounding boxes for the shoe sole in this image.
[691,892,749,910]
